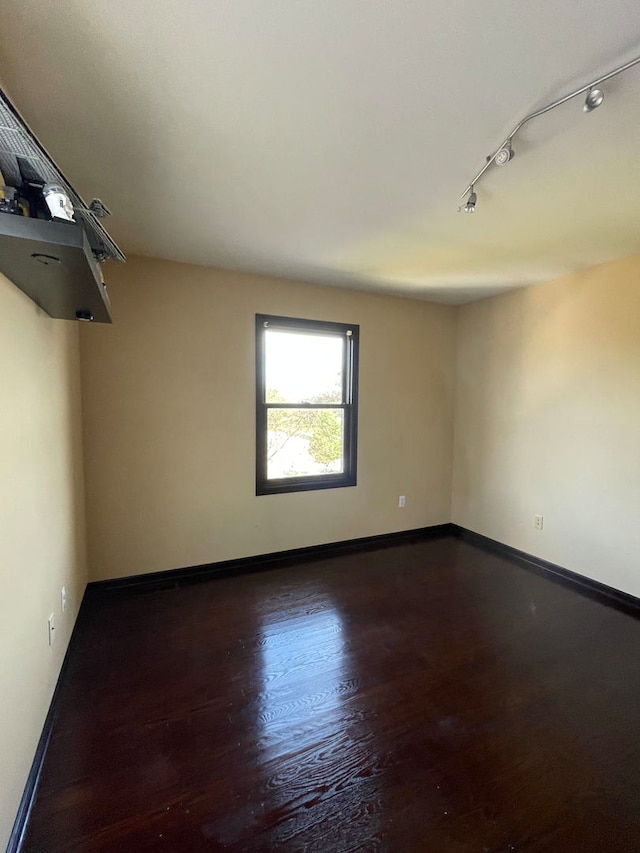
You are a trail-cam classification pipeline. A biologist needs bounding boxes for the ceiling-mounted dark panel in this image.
[0,215,111,323]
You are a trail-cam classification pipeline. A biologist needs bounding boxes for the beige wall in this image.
[452,255,640,597]
[0,273,87,850]
[80,256,456,581]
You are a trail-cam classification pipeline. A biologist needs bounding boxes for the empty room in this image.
[1,2,639,851]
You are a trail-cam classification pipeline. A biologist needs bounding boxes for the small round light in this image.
[584,88,604,112]
[464,190,477,213]
[495,144,515,166]
[459,189,478,213]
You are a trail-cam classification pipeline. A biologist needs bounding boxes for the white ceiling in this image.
[1,1,640,304]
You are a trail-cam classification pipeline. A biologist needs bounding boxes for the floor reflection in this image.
[251,589,385,847]
[256,596,346,760]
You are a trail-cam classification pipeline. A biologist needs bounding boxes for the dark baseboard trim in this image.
[5,590,90,853]
[451,524,640,618]
[86,523,455,597]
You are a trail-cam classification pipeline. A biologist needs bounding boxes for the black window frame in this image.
[256,314,359,496]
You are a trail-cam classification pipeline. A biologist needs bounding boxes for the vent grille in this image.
[0,90,125,263]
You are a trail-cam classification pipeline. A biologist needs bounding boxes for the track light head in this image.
[463,188,477,213]
[495,141,515,166]
[584,87,604,112]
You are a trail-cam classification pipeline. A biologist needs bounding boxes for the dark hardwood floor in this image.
[22,536,640,851]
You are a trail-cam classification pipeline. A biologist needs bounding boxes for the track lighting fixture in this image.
[494,141,515,166]
[460,187,477,213]
[583,87,604,112]
[459,54,640,208]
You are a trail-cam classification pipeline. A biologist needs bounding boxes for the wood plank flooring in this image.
[22,536,640,851]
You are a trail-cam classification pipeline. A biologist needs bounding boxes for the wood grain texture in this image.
[21,537,640,851]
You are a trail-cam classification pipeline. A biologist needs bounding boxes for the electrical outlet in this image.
[398,495,406,508]
[48,613,55,646]
[534,514,544,530]
[61,586,67,613]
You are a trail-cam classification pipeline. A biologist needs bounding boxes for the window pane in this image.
[267,408,344,479]
[265,330,343,404]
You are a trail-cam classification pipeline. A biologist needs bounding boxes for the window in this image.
[256,314,359,495]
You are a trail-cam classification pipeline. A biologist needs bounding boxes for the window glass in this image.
[267,408,345,479]
[256,315,359,495]
[265,331,343,404]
